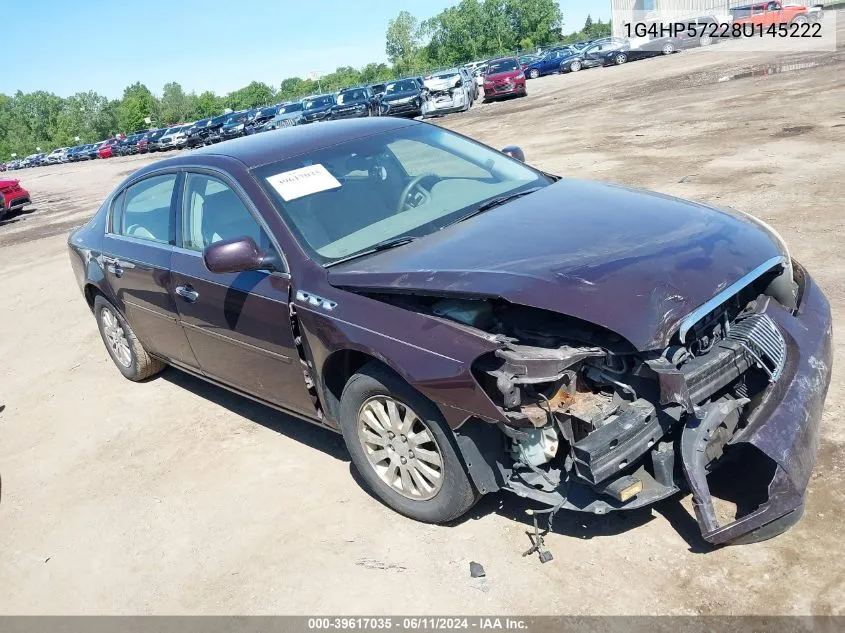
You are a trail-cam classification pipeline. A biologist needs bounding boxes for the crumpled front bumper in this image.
[682,265,833,545]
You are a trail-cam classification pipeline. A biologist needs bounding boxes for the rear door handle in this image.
[175,285,199,303]
[106,259,124,278]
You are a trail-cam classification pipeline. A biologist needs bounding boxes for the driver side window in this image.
[181,173,279,263]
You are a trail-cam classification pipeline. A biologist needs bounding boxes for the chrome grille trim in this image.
[678,255,787,343]
[727,313,786,382]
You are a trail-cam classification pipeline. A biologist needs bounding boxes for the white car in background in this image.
[422,68,473,117]
[45,147,69,164]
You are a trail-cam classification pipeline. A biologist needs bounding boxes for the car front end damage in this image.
[422,76,469,116]
[368,257,831,545]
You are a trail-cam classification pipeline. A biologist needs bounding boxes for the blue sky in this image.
[9,0,610,99]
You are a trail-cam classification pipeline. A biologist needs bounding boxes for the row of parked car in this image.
[2,2,824,171]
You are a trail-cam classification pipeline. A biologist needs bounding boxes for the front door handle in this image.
[175,285,199,303]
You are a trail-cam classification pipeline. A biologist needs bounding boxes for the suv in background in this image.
[379,78,424,117]
[219,112,250,140]
[261,102,305,131]
[246,106,278,134]
[330,86,377,119]
[301,94,337,123]
[731,2,811,26]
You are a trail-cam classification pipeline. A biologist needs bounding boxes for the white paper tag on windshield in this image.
[266,164,341,201]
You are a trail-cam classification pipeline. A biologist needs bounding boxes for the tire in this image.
[94,295,165,381]
[614,52,628,65]
[338,362,478,523]
[791,15,809,26]
[570,60,582,72]
[699,35,713,47]
[662,41,676,55]
[528,68,539,79]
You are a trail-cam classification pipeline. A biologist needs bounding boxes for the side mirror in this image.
[501,145,525,162]
[203,236,277,274]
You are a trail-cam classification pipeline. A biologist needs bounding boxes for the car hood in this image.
[382,90,419,102]
[485,70,523,82]
[327,179,785,351]
[425,76,461,91]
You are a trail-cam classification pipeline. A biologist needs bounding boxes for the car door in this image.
[583,43,604,67]
[102,172,198,367]
[170,170,316,415]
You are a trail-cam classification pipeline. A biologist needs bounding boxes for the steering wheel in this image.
[397,173,436,212]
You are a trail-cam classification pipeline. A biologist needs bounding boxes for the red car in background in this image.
[482,57,527,101]
[98,137,122,159]
[0,178,31,221]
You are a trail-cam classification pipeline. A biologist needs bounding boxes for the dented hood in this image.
[327,179,785,351]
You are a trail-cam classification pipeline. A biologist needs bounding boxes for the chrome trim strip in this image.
[678,255,787,343]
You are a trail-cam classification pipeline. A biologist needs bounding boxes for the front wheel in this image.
[339,362,478,523]
[662,41,676,55]
[569,59,582,72]
[528,68,539,79]
[614,52,628,65]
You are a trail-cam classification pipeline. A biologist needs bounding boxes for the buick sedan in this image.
[68,118,832,546]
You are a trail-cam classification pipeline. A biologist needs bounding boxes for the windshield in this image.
[254,124,550,266]
[486,59,519,73]
[278,102,303,113]
[337,89,367,104]
[432,72,460,81]
[386,80,417,94]
[304,96,333,109]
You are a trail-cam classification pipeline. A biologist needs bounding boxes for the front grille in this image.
[727,313,786,382]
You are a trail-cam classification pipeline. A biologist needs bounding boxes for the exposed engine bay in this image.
[365,260,802,546]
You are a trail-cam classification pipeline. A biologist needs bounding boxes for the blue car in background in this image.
[523,47,577,79]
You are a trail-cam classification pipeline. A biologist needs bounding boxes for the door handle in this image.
[175,285,199,303]
[107,261,124,278]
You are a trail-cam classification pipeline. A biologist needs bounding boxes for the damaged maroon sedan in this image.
[68,118,832,547]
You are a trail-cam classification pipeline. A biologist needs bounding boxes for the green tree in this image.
[386,11,422,74]
[160,82,189,124]
[117,82,158,132]
[225,81,275,110]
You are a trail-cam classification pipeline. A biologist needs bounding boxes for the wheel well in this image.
[84,284,101,311]
[321,351,394,423]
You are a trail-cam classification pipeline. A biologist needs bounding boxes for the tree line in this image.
[0,1,609,160]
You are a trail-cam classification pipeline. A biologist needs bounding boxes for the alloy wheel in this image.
[529,69,539,79]
[356,395,444,500]
[663,43,675,55]
[616,53,628,65]
[571,60,582,72]
[101,307,132,368]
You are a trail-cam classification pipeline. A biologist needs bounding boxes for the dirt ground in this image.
[2,19,844,615]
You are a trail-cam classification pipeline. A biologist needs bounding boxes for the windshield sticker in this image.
[266,164,341,201]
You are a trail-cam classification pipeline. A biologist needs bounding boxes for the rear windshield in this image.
[486,59,519,73]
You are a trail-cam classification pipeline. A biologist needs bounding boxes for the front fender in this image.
[295,292,506,429]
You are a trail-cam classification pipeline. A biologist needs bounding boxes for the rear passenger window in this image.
[181,173,275,254]
[114,174,176,244]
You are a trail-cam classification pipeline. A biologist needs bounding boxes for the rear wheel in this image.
[94,295,165,381]
[339,362,478,523]
[699,34,713,47]
[791,14,809,26]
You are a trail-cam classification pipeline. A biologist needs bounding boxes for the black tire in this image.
[94,294,165,381]
[339,362,478,523]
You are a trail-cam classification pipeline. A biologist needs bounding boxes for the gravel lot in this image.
[2,19,844,615]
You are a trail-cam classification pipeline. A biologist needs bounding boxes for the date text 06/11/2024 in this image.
[307,618,529,630]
